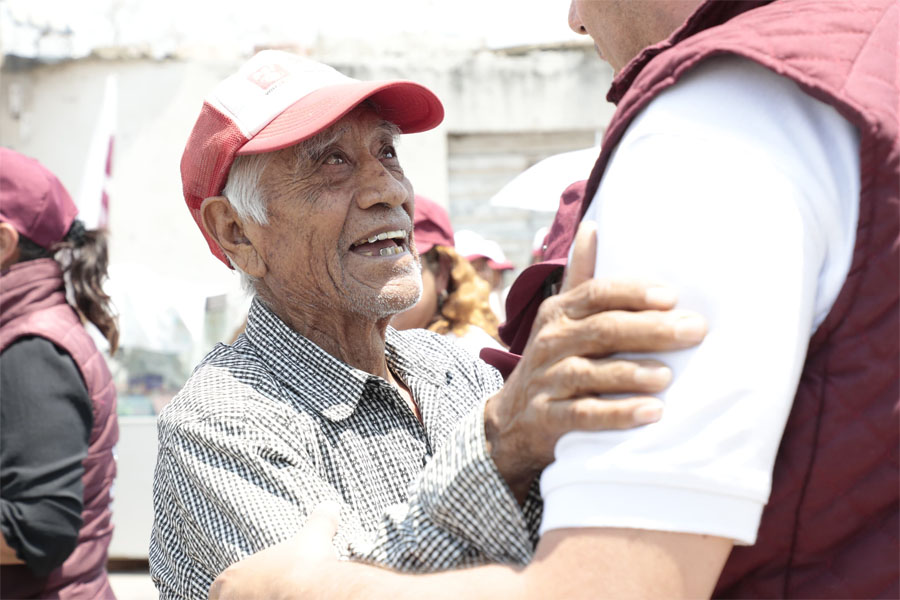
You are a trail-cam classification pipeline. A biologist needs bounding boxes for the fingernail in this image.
[634,401,663,424]
[674,314,707,342]
[645,286,677,307]
[634,365,671,387]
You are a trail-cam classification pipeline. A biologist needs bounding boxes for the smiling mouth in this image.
[350,229,409,257]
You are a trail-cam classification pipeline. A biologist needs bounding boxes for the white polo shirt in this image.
[539,56,860,544]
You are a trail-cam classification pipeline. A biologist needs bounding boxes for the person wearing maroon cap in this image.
[221,0,897,599]
[0,148,119,598]
[391,196,504,357]
[454,229,515,322]
[151,50,707,599]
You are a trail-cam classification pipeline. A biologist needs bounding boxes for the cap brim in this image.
[237,80,444,156]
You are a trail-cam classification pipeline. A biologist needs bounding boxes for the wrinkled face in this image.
[250,106,422,321]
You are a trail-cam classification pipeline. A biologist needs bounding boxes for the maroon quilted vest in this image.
[498,1,899,597]
[0,258,118,599]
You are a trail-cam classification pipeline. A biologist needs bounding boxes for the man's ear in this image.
[200,196,267,278]
[0,223,21,270]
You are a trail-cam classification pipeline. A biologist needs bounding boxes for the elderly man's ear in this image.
[200,196,267,278]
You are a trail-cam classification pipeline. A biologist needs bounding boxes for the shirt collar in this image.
[384,326,455,389]
[243,298,452,422]
[244,298,371,421]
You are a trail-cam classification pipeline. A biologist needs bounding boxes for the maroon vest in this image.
[498,1,899,597]
[0,258,118,599]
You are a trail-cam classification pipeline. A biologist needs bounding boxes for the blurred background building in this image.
[0,0,615,581]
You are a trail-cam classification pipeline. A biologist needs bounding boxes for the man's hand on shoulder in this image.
[484,221,708,500]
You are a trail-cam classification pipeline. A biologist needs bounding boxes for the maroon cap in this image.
[412,195,455,255]
[0,148,78,249]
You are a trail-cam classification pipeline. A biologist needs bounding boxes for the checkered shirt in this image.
[149,298,541,599]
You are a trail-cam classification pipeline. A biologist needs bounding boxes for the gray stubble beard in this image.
[346,256,423,320]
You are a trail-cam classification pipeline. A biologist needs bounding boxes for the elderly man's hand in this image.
[484,221,708,501]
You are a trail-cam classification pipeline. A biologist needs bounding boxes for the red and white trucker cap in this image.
[181,50,445,266]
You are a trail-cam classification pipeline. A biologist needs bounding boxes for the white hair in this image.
[222,152,274,292]
[224,153,273,226]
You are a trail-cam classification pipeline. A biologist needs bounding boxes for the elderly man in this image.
[150,50,706,598]
[211,0,898,598]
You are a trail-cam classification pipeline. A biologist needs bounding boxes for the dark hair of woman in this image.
[423,244,502,343]
[17,219,119,353]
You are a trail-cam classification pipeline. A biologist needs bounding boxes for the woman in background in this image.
[392,196,505,357]
[0,148,119,599]
[453,228,515,323]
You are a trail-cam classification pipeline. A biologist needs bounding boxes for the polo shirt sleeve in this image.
[0,336,92,576]
[539,56,860,544]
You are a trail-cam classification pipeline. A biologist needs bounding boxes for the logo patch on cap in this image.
[248,64,289,90]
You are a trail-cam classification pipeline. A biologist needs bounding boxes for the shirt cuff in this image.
[419,398,535,564]
[540,480,763,545]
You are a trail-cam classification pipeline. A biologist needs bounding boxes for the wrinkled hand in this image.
[485,221,708,499]
[208,502,341,600]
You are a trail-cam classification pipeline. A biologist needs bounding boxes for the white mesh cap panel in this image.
[208,50,355,138]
